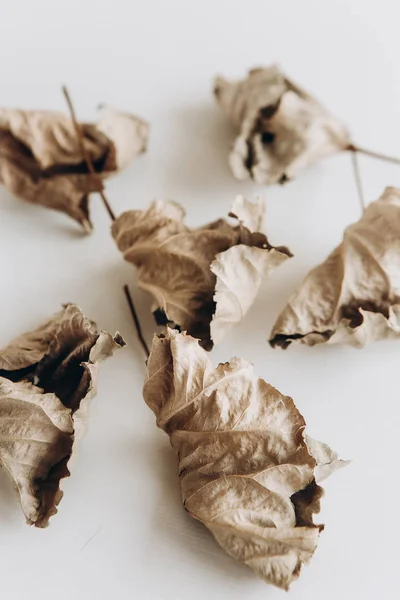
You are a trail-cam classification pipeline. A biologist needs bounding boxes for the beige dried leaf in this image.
[143,329,345,590]
[112,195,291,350]
[270,186,400,348]
[305,436,349,483]
[0,106,148,230]
[0,304,125,526]
[214,65,350,185]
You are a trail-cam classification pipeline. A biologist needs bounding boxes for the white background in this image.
[0,1,398,598]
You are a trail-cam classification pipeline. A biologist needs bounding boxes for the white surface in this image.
[0,1,398,598]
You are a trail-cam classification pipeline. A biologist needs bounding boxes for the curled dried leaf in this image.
[0,304,125,526]
[270,187,400,348]
[112,195,291,350]
[143,329,346,589]
[0,106,148,230]
[214,65,350,184]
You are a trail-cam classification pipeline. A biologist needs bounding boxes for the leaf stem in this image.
[123,285,150,359]
[62,86,149,360]
[62,85,116,221]
[350,148,365,212]
[347,143,400,166]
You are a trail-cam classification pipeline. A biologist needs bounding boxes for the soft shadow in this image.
[141,436,258,585]
[70,260,160,357]
[0,466,21,522]
[49,220,91,240]
[165,104,237,192]
[1,190,90,240]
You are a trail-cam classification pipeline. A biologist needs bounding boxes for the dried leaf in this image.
[0,304,125,526]
[305,435,349,483]
[0,106,148,230]
[143,329,345,589]
[270,187,400,348]
[214,65,350,184]
[112,195,291,350]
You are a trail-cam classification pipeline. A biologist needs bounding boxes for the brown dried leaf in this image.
[143,329,346,590]
[112,195,291,350]
[0,106,148,230]
[270,186,400,348]
[214,65,350,185]
[0,304,125,526]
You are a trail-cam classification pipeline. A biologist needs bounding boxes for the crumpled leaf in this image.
[112,195,291,350]
[143,329,346,590]
[270,186,400,348]
[0,304,125,526]
[0,105,148,231]
[214,65,350,185]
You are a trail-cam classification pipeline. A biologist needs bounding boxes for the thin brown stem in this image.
[123,285,150,359]
[62,85,116,221]
[62,86,149,358]
[348,143,400,166]
[350,149,365,213]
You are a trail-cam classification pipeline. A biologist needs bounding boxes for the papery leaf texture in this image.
[143,329,346,590]
[214,65,350,185]
[270,186,400,348]
[0,304,125,526]
[112,195,291,350]
[0,106,148,230]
